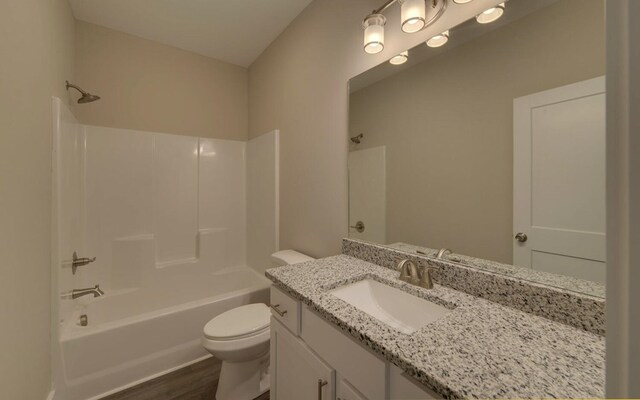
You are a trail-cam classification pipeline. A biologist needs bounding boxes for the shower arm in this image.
[65,81,89,96]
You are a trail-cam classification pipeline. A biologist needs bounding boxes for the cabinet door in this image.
[337,378,367,400]
[271,317,335,400]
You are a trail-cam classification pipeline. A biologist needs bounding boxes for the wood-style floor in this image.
[102,357,270,400]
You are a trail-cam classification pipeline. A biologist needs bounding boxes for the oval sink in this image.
[329,278,450,334]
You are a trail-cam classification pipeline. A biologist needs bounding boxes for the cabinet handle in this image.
[271,304,287,317]
[317,379,328,400]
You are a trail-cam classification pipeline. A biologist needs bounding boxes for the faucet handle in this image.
[418,265,438,289]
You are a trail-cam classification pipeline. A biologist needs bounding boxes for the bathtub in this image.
[56,267,270,400]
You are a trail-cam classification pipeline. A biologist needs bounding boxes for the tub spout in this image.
[61,285,104,300]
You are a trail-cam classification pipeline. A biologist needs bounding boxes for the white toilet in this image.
[202,250,314,400]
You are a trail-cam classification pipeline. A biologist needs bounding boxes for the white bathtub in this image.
[56,267,270,400]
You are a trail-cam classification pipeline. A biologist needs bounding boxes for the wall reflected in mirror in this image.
[348,0,605,297]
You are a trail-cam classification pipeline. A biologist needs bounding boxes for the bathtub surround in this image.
[0,1,75,399]
[74,21,248,141]
[56,122,278,293]
[265,256,605,398]
[343,238,605,335]
[51,100,278,399]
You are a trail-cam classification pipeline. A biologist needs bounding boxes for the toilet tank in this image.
[271,250,315,267]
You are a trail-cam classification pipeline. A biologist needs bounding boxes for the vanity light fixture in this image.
[426,30,449,47]
[389,51,409,65]
[361,0,446,54]
[476,2,505,24]
[363,13,387,54]
[399,0,426,33]
[452,0,474,3]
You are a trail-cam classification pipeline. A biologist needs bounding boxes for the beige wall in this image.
[0,0,76,398]
[349,0,605,264]
[249,0,505,258]
[75,21,248,140]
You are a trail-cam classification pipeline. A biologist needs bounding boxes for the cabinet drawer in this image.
[301,306,386,400]
[270,286,301,336]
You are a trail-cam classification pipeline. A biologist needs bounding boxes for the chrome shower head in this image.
[66,81,100,104]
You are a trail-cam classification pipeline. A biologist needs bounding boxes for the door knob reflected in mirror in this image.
[515,232,528,243]
[350,221,365,233]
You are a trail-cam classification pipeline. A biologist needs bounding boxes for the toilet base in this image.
[216,353,270,400]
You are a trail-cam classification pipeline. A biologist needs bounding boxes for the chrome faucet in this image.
[397,259,438,289]
[435,248,452,260]
[61,285,104,300]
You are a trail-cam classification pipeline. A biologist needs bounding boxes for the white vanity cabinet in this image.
[269,286,441,400]
[270,315,335,400]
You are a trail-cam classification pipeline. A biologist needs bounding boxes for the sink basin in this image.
[329,279,450,334]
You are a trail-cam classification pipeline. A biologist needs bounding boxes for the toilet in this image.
[202,250,314,400]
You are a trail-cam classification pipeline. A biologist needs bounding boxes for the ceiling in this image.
[68,0,313,67]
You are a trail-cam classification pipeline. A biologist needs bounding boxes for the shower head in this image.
[350,133,364,144]
[78,93,101,104]
[66,81,100,104]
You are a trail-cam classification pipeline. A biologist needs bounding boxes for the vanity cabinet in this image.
[270,316,335,400]
[269,286,440,400]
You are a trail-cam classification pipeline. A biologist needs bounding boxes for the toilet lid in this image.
[204,303,270,340]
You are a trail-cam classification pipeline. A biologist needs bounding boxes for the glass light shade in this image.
[476,2,505,24]
[389,51,409,65]
[363,14,386,54]
[453,0,474,3]
[426,30,449,47]
[399,0,426,33]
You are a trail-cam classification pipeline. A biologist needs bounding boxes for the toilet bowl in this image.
[202,303,271,400]
[203,250,314,400]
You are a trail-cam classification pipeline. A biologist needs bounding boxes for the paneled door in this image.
[513,76,606,283]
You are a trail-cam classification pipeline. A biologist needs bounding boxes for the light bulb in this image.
[363,14,386,54]
[426,30,449,47]
[389,51,409,65]
[476,2,505,24]
[399,0,426,33]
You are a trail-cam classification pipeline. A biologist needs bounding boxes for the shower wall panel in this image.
[81,126,248,291]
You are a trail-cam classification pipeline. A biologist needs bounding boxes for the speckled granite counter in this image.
[387,242,605,299]
[344,239,605,336]
[266,255,605,399]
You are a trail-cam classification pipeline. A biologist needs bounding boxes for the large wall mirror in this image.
[348,0,605,297]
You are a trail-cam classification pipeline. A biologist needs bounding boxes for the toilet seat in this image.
[204,303,270,340]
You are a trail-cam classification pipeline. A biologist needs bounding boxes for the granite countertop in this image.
[265,255,605,399]
[387,242,605,299]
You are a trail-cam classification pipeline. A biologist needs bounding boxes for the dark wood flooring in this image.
[102,357,270,400]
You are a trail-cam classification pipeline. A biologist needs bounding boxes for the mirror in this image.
[348,0,605,297]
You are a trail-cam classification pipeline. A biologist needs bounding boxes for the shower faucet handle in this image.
[72,251,97,275]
